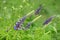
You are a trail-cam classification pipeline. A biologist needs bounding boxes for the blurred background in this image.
[0,0,60,40]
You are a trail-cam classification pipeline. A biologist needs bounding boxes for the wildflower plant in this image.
[24,15,42,30]
[14,10,34,30]
[43,16,55,29]
[0,0,60,40]
[6,10,34,31]
[14,5,42,30]
[35,5,42,15]
[43,16,55,25]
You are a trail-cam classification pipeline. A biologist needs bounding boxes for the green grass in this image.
[0,0,60,40]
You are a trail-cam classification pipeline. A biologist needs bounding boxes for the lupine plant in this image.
[14,5,42,30]
[6,10,34,31]
[42,16,55,29]
[24,15,42,30]
[34,5,42,15]
[43,16,55,25]
[14,10,34,30]
[0,0,60,40]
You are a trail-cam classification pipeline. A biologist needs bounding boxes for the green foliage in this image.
[0,0,60,40]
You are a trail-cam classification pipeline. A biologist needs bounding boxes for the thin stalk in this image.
[24,15,42,30]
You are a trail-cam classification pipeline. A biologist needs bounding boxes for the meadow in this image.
[0,0,60,40]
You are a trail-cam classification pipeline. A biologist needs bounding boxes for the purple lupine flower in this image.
[24,22,32,30]
[43,16,55,25]
[26,22,32,28]
[35,5,42,15]
[14,22,21,30]
[14,16,26,30]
